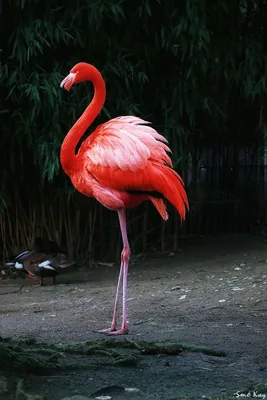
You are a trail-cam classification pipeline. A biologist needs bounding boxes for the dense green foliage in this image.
[1,0,267,261]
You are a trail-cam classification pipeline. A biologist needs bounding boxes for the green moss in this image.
[0,337,226,375]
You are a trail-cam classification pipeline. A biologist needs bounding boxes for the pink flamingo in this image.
[60,62,189,335]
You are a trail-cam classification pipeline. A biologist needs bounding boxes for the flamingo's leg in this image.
[108,209,130,335]
[95,209,130,335]
[94,259,123,333]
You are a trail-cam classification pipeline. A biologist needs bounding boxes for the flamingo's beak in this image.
[60,72,76,91]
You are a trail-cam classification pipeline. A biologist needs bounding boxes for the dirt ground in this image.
[1,234,267,400]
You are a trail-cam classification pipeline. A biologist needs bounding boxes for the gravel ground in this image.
[1,234,267,400]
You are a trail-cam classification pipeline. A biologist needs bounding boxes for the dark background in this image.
[1,0,267,263]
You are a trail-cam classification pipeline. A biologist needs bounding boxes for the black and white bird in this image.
[5,237,75,284]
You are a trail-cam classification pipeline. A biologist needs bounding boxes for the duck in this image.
[21,252,76,286]
[5,237,58,277]
[5,237,60,266]
[5,237,75,284]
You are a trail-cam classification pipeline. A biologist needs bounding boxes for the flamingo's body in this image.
[60,62,189,335]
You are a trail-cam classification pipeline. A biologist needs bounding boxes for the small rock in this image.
[133,320,144,326]
[91,385,124,398]
[163,361,171,367]
[234,267,241,271]
[125,387,140,393]
[60,396,90,400]
[171,285,181,291]
[179,295,186,300]
[95,397,112,400]
[219,299,226,303]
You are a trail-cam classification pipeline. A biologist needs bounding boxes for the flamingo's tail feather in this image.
[151,164,189,222]
[150,198,169,221]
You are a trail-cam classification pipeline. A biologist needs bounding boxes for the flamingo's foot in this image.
[107,327,128,336]
[95,322,128,336]
[93,323,117,334]
[94,328,116,334]
[94,327,128,335]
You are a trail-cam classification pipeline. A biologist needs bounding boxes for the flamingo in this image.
[59,62,189,335]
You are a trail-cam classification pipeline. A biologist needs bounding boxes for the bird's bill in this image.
[60,72,76,91]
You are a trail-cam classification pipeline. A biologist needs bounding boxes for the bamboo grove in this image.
[1,0,267,262]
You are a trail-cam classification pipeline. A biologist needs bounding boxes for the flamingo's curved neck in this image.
[60,66,106,176]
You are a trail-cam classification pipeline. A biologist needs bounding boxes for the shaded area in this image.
[0,337,226,373]
[0,337,227,400]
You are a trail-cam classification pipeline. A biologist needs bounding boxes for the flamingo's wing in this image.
[80,116,174,189]
[81,116,172,171]
[80,116,188,219]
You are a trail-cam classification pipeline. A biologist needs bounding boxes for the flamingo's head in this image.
[60,62,92,91]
